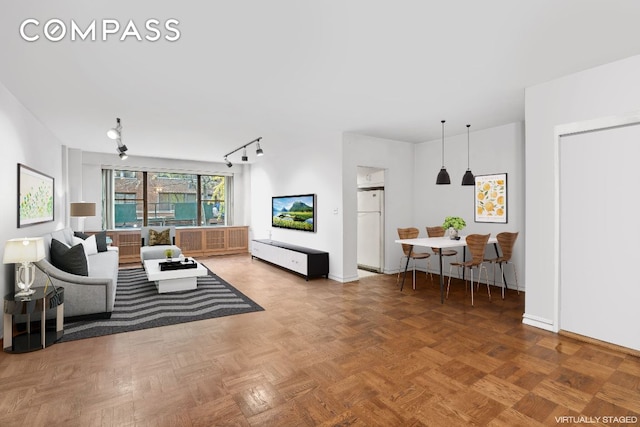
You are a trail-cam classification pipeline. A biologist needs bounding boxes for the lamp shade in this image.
[462,169,475,186]
[70,202,96,217]
[436,167,451,185]
[3,237,45,264]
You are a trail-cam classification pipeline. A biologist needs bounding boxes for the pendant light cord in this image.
[441,120,446,167]
[466,124,471,169]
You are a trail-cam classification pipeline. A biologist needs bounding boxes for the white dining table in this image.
[395,235,500,303]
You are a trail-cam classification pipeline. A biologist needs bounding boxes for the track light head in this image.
[242,147,248,162]
[224,157,233,168]
[107,128,120,140]
[119,151,128,160]
[117,141,128,152]
[256,142,264,156]
[107,118,122,140]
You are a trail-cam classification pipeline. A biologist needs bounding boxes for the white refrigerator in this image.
[357,189,384,272]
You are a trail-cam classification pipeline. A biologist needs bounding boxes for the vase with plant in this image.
[164,248,173,260]
[442,216,466,240]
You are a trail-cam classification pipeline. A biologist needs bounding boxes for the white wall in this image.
[0,80,67,338]
[525,54,640,331]
[342,133,416,281]
[250,132,344,280]
[413,122,525,287]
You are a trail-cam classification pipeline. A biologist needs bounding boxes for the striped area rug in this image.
[60,267,264,342]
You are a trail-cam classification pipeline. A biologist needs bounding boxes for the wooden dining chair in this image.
[484,231,519,299]
[397,227,431,290]
[447,233,491,305]
[426,226,459,268]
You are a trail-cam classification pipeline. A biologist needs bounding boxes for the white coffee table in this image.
[143,258,208,293]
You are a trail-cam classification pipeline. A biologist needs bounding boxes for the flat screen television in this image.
[272,194,316,232]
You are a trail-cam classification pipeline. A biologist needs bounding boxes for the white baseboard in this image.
[333,273,359,283]
[522,313,557,332]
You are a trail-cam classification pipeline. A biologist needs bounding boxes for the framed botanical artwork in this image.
[474,173,507,223]
[18,163,54,227]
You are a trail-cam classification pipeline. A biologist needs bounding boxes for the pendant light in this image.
[461,124,475,186]
[436,120,451,184]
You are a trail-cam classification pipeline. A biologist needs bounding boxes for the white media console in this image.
[251,239,329,280]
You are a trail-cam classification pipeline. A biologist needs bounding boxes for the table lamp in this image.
[3,237,46,297]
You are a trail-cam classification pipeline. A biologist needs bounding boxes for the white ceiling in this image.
[2,1,640,163]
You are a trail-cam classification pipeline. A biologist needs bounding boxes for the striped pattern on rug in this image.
[60,267,264,342]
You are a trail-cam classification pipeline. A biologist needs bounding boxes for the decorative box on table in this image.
[159,258,197,271]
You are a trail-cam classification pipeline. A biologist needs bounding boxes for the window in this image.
[115,170,137,178]
[114,172,143,228]
[107,170,231,229]
[201,175,226,225]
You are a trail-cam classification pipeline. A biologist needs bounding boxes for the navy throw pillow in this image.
[73,231,89,239]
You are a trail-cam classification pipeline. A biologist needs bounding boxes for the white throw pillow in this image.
[73,235,98,256]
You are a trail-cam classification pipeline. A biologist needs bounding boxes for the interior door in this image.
[559,123,640,351]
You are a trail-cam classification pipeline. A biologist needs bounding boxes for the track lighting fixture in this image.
[223,137,264,165]
[436,120,451,185]
[108,117,128,160]
[461,124,475,186]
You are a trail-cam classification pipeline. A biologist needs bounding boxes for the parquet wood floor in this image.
[0,254,638,426]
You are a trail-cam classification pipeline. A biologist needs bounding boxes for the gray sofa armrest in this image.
[34,258,116,317]
[35,259,112,287]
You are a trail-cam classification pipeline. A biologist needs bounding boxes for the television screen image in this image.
[272,194,315,232]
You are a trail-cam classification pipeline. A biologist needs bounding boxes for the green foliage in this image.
[442,216,466,230]
[273,213,314,231]
[20,183,53,220]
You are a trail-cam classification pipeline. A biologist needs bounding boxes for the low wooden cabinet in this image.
[103,226,249,264]
[251,239,329,280]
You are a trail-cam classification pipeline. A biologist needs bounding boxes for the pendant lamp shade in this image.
[462,170,475,186]
[436,120,451,185]
[437,167,451,185]
[461,124,475,186]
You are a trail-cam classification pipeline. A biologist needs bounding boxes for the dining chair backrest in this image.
[397,227,420,256]
[496,232,518,261]
[466,234,491,265]
[426,226,445,238]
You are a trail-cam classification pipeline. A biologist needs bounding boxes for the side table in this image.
[3,286,64,353]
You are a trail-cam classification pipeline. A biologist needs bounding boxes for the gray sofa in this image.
[33,227,119,319]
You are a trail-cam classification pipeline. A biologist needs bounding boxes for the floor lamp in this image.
[70,202,96,232]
